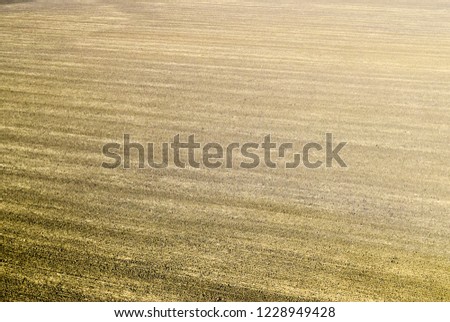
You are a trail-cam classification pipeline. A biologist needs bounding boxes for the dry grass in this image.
[1,0,449,301]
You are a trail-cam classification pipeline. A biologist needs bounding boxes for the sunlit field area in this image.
[1,0,449,301]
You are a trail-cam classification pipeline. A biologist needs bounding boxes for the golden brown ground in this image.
[1,0,449,301]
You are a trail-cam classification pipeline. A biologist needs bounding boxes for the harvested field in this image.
[1,0,449,301]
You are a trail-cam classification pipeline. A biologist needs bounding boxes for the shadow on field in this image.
[0,0,34,4]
